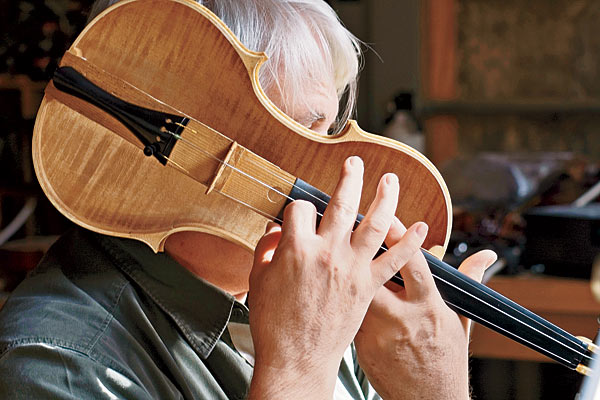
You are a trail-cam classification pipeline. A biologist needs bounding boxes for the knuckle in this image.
[389,253,407,272]
[385,251,411,274]
[296,199,317,211]
[381,254,406,279]
[278,239,311,267]
[328,200,356,220]
[287,199,316,213]
[318,248,335,266]
[404,232,423,249]
[406,268,425,284]
[284,233,307,254]
[361,217,389,238]
[382,263,400,283]
[284,200,316,221]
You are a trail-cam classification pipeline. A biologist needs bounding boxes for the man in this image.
[0,0,496,398]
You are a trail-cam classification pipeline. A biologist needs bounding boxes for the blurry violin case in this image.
[522,204,600,279]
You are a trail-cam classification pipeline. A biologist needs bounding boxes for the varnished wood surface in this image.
[33,0,452,253]
[470,276,600,363]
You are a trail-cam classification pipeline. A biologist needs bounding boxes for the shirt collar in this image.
[97,233,240,359]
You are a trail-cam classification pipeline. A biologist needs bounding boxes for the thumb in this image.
[457,249,497,334]
[457,250,497,284]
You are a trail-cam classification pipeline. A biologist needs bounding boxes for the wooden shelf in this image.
[420,99,600,116]
[0,74,46,119]
[0,185,41,197]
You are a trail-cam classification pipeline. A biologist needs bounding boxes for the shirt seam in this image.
[122,265,231,357]
[97,234,233,358]
[86,277,131,354]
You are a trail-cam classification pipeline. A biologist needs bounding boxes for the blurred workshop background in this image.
[1,0,600,399]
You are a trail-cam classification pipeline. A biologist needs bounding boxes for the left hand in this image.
[247,158,427,399]
[354,218,497,400]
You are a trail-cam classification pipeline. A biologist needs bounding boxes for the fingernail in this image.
[486,251,498,268]
[416,222,428,238]
[385,173,398,185]
[348,156,363,168]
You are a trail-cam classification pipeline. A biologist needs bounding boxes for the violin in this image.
[32,0,597,374]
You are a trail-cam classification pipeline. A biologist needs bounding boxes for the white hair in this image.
[89,0,361,133]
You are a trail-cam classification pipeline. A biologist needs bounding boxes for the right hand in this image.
[247,156,428,399]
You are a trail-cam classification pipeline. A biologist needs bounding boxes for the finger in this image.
[252,222,282,273]
[370,222,428,287]
[351,173,399,258]
[457,250,497,333]
[381,218,407,277]
[457,250,498,283]
[382,222,442,301]
[384,216,407,248]
[281,200,317,239]
[400,251,439,301]
[318,156,364,239]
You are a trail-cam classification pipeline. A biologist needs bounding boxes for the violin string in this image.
[162,129,325,219]
[448,303,576,366]
[165,127,592,364]
[172,122,333,211]
[220,191,284,224]
[165,125,333,222]
[169,123,590,358]
[162,151,286,224]
[162,127,592,365]
[426,267,593,363]
[445,272,592,357]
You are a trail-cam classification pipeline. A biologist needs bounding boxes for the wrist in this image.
[356,339,470,400]
[248,356,339,399]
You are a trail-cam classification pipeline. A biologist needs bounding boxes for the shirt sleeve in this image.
[0,343,155,399]
[352,346,382,400]
[336,344,382,400]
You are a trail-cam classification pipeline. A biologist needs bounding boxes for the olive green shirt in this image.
[0,228,379,399]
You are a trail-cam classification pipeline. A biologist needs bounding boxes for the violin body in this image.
[33,0,451,255]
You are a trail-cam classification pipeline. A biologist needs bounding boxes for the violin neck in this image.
[286,178,595,373]
[416,252,592,372]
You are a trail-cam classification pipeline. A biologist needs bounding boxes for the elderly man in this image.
[0,0,495,398]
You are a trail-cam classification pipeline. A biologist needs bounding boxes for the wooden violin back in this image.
[33,0,452,256]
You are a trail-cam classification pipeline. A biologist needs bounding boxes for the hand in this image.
[247,156,428,399]
[354,218,497,400]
